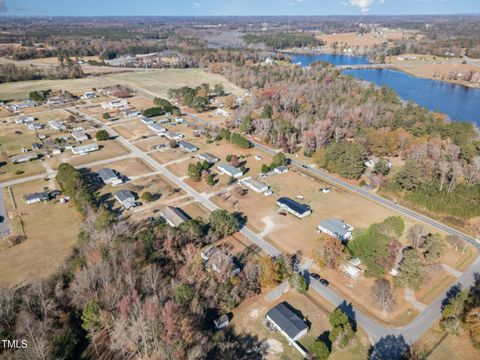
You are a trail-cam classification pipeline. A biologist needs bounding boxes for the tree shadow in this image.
[337,301,357,332]
[441,283,463,310]
[369,335,411,360]
[318,330,332,352]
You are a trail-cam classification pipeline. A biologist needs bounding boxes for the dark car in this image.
[310,273,321,281]
[319,279,329,287]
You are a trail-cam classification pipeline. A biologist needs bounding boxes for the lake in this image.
[289,53,480,125]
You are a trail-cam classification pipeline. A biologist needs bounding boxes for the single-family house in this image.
[178,141,198,153]
[71,143,99,155]
[160,206,189,227]
[37,134,47,140]
[6,100,38,112]
[198,153,219,164]
[317,219,354,242]
[265,302,309,345]
[52,147,62,155]
[214,315,230,330]
[16,115,35,124]
[10,153,38,164]
[101,99,128,110]
[31,143,42,150]
[158,118,170,124]
[46,97,67,106]
[72,131,89,142]
[148,123,167,134]
[217,162,243,178]
[175,117,184,124]
[97,168,123,186]
[123,109,141,117]
[114,190,136,209]
[274,165,289,174]
[140,116,154,125]
[165,132,184,141]
[240,177,269,193]
[48,120,66,131]
[82,91,96,99]
[24,192,49,205]
[215,109,230,117]
[276,197,311,218]
[28,122,44,130]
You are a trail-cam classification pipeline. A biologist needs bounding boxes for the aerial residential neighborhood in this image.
[0,3,479,360]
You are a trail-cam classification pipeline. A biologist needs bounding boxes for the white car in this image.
[264,189,273,196]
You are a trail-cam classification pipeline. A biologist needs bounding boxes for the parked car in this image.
[310,273,321,281]
[319,187,331,193]
[319,279,329,287]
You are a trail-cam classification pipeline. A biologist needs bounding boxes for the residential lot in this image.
[0,180,82,287]
[232,288,370,360]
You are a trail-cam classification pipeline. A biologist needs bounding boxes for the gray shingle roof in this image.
[266,302,308,339]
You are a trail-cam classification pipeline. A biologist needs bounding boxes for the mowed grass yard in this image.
[0,180,82,287]
[0,68,243,100]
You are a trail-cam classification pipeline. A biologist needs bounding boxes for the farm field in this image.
[0,179,82,287]
[0,68,242,100]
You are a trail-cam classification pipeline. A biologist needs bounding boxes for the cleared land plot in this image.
[414,269,456,305]
[232,289,370,360]
[0,180,82,287]
[89,157,153,178]
[112,119,157,140]
[316,29,420,49]
[415,322,480,360]
[0,68,242,101]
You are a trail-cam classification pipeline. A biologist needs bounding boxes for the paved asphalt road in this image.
[0,190,10,238]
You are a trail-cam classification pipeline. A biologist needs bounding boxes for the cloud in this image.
[0,0,7,13]
[344,0,385,12]
[193,2,201,7]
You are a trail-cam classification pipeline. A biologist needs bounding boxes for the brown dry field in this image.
[126,96,154,110]
[414,269,455,305]
[112,119,157,140]
[0,179,82,287]
[415,322,480,360]
[89,157,153,177]
[233,288,370,360]
[316,29,420,49]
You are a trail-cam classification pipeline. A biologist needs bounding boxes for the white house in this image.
[276,197,311,218]
[215,109,230,117]
[71,143,99,155]
[148,123,167,134]
[178,141,198,153]
[140,116,154,125]
[175,117,184,124]
[28,122,44,130]
[16,115,34,124]
[24,192,49,205]
[265,302,308,357]
[198,153,219,164]
[160,206,189,227]
[217,162,243,178]
[240,177,269,193]
[114,190,136,209]
[72,131,89,142]
[158,118,170,124]
[97,168,123,186]
[101,99,128,110]
[317,219,354,242]
[165,132,184,141]
[10,153,38,164]
[274,165,289,174]
[48,120,66,131]
[123,109,141,117]
[82,91,96,99]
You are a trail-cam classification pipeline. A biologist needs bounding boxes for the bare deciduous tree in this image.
[371,278,396,317]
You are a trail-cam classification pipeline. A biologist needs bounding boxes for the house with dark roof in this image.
[24,192,49,205]
[317,219,354,242]
[97,168,123,186]
[276,197,311,218]
[178,141,198,153]
[265,302,308,354]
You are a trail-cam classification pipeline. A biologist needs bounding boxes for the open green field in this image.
[0,69,243,100]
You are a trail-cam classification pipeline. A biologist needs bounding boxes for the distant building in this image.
[240,177,269,193]
[48,120,66,131]
[276,197,311,218]
[160,206,189,227]
[123,109,141,117]
[101,99,128,110]
[82,91,96,99]
[265,302,308,344]
[24,192,49,205]
[140,116,154,125]
[274,165,289,174]
[148,123,167,134]
[198,152,219,164]
[178,141,198,153]
[215,109,230,117]
[71,143,99,155]
[27,122,43,130]
[72,131,89,142]
[175,117,184,124]
[214,315,230,330]
[217,162,243,178]
[5,100,38,112]
[165,132,184,140]
[97,168,123,186]
[31,143,42,150]
[317,219,354,242]
[15,115,34,124]
[10,153,38,164]
[114,190,136,209]
[158,118,170,124]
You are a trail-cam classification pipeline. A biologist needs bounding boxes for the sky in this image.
[1,0,479,16]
